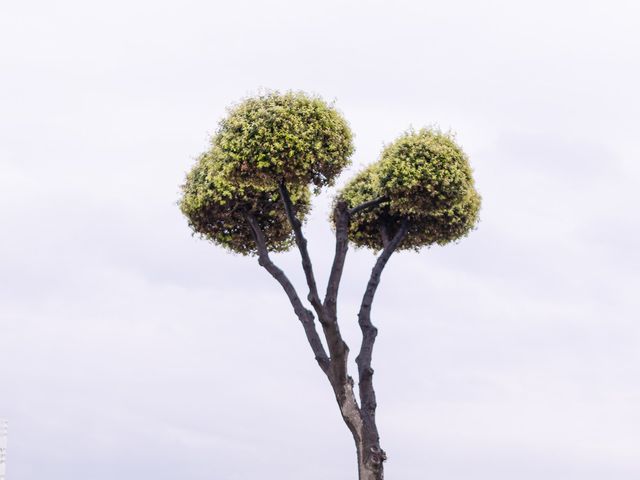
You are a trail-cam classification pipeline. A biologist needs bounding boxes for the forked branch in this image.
[323,197,393,389]
[278,182,354,385]
[245,213,330,372]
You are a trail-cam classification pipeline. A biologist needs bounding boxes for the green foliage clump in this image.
[180,150,310,255]
[339,128,481,250]
[213,91,354,191]
[180,91,480,257]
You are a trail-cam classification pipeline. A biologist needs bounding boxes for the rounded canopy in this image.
[338,129,481,250]
[212,91,354,191]
[180,150,310,255]
[180,90,352,255]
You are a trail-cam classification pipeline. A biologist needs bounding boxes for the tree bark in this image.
[356,435,386,480]
[336,382,386,480]
[246,198,406,480]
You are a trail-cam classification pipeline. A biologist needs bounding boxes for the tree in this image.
[179,91,481,480]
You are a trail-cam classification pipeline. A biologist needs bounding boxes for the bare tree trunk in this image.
[350,222,407,480]
[247,192,403,480]
[356,437,385,480]
[354,423,386,480]
[329,375,385,480]
[334,391,385,480]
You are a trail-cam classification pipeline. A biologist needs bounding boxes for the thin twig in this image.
[349,196,388,216]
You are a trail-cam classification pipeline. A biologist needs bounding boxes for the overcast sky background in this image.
[1,0,639,479]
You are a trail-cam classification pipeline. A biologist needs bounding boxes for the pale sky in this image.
[1,1,639,479]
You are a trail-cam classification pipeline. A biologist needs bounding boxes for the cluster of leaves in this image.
[339,129,481,250]
[213,91,354,191]
[180,150,311,254]
[180,91,480,255]
[180,91,353,255]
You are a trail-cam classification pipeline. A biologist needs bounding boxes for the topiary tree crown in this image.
[178,92,481,480]
[179,148,311,255]
[180,90,352,255]
[338,128,481,250]
[213,90,354,191]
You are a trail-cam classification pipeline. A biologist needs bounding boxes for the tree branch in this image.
[324,200,350,320]
[245,213,330,372]
[277,182,324,318]
[319,200,354,388]
[349,196,388,216]
[378,224,391,249]
[356,220,409,420]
